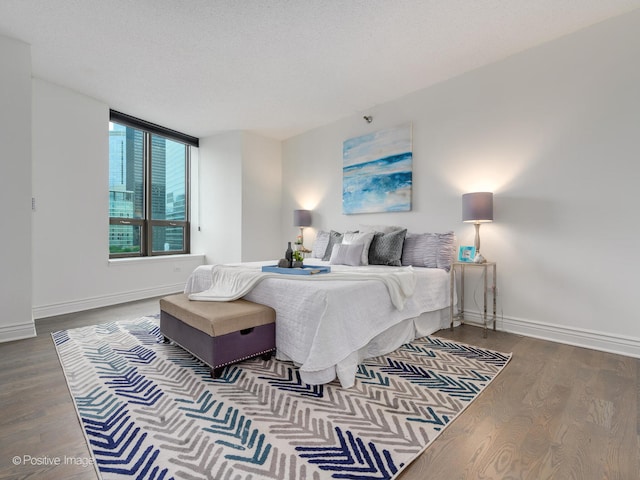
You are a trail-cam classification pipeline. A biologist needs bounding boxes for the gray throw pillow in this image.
[322,230,344,261]
[329,243,364,266]
[311,230,330,259]
[401,232,439,268]
[436,232,456,271]
[368,229,407,266]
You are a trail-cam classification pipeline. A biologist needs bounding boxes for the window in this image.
[108,111,198,258]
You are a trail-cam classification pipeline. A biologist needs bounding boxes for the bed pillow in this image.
[368,229,407,266]
[311,230,330,259]
[436,231,456,271]
[322,230,344,261]
[329,243,365,266]
[342,231,375,266]
[359,224,404,234]
[400,231,456,271]
[401,232,439,268]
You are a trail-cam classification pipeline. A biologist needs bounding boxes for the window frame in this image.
[109,111,197,259]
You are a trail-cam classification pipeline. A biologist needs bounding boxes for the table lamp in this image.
[293,209,312,252]
[462,192,493,260]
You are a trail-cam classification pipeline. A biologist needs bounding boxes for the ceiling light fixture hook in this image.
[363,115,373,123]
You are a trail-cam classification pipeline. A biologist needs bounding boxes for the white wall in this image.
[282,11,640,357]
[0,35,34,341]
[193,131,244,263]
[194,131,282,263]
[31,79,204,319]
[242,133,282,261]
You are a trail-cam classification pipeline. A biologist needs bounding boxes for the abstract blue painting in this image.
[343,123,412,214]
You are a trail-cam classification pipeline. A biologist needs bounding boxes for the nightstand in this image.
[450,261,497,337]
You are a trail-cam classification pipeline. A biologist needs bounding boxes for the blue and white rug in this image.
[53,316,511,480]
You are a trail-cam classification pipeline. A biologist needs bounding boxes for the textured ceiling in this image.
[1,0,639,140]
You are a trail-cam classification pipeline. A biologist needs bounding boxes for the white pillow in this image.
[342,231,375,266]
[329,243,364,266]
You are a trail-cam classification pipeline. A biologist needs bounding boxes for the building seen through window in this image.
[108,112,196,257]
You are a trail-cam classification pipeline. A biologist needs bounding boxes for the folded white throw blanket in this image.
[188,265,417,311]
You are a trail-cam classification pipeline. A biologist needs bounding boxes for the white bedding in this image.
[184,260,454,387]
[188,264,417,310]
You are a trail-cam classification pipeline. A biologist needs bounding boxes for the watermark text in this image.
[12,455,94,468]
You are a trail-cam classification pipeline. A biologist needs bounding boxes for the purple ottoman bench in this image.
[159,293,276,378]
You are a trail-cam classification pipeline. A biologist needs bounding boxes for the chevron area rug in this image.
[53,315,511,480]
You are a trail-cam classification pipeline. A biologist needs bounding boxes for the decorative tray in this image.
[261,265,331,275]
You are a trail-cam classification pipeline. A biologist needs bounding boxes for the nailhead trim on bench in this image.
[164,335,275,370]
[214,348,275,368]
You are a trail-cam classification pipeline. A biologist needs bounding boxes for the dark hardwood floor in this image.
[1,299,638,479]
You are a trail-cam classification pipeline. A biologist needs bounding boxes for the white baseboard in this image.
[32,283,185,319]
[0,322,37,343]
[460,311,640,359]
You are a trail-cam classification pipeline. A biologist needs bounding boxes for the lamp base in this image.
[473,252,486,264]
[474,222,481,252]
[473,223,487,262]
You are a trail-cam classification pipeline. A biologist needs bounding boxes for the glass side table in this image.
[450,261,497,338]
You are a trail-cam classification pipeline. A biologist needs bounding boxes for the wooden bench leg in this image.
[261,351,274,361]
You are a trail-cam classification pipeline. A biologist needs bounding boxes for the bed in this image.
[183,259,455,388]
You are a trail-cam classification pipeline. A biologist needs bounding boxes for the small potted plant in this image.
[292,250,304,268]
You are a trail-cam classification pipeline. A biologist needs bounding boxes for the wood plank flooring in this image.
[1,299,638,479]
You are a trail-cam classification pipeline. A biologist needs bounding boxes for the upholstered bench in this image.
[159,293,276,378]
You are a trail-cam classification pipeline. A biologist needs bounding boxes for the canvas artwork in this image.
[343,123,413,214]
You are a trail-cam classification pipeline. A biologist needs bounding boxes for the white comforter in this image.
[184,260,452,387]
[188,264,416,310]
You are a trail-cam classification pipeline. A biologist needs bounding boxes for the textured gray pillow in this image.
[322,230,344,261]
[401,231,456,270]
[436,232,456,271]
[368,229,407,266]
[329,243,364,266]
[311,230,330,259]
[401,232,439,268]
